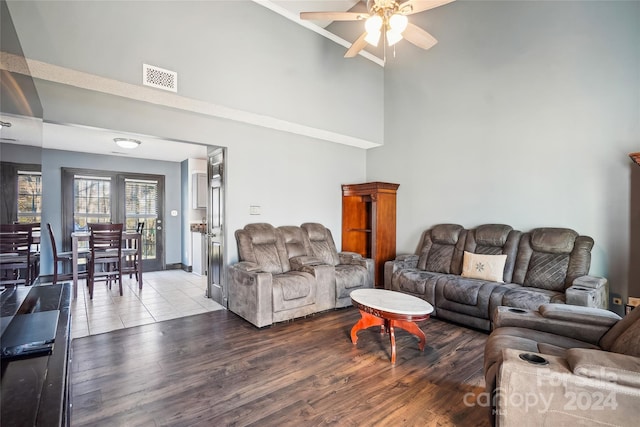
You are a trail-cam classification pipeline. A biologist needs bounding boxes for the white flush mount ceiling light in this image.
[300,0,454,58]
[114,138,141,149]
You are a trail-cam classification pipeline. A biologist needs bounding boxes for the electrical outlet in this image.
[249,205,261,215]
[612,297,622,305]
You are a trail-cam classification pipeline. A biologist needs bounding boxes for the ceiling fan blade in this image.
[398,0,456,15]
[300,11,368,21]
[402,23,438,50]
[344,32,369,58]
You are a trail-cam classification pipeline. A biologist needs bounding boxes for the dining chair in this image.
[121,221,144,282]
[87,223,123,299]
[0,223,35,286]
[46,223,89,285]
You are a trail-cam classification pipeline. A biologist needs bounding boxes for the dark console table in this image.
[1,283,72,426]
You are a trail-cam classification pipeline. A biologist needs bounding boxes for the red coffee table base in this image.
[350,305,431,365]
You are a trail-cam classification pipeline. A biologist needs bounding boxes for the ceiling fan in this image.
[300,0,455,58]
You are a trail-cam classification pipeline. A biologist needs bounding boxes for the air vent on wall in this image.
[143,64,177,92]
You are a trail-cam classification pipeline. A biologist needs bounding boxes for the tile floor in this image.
[67,270,225,338]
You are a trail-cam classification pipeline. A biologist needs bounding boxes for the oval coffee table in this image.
[350,289,434,364]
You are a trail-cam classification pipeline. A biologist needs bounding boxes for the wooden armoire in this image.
[341,182,399,288]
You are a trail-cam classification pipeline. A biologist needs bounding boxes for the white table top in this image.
[350,289,434,316]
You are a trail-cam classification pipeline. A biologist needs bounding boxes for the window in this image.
[73,175,111,231]
[17,171,42,223]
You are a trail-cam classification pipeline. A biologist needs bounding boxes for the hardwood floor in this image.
[70,308,491,426]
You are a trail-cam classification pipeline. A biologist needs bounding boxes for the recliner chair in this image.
[484,303,640,426]
[301,223,374,308]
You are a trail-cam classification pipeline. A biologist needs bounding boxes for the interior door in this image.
[207,147,226,306]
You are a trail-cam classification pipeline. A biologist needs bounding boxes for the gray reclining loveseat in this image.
[228,223,374,327]
[384,224,608,331]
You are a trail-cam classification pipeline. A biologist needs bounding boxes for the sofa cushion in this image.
[424,243,456,273]
[301,223,340,266]
[530,228,578,253]
[523,251,570,291]
[335,264,368,296]
[279,226,312,259]
[253,243,287,275]
[475,224,512,247]
[461,251,507,283]
[600,302,640,353]
[568,348,640,388]
[236,223,290,275]
[393,269,442,296]
[502,287,565,310]
[608,320,640,357]
[417,224,465,274]
[442,278,480,306]
[272,271,316,312]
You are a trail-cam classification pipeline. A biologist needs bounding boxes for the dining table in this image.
[71,231,142,299]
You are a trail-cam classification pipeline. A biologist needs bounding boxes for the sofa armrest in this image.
[228,264,274,328]
[338,251,372,270]
[290,256,324,270]
[396,254,419,265]
[493,304,620,345]
[567,348,640,388]
[567,275,609,309]
[538,303,620,326]
[338,251,362,264]
[383,254,419,289]
[296,263,336,312]
[232,261,263,273]
[496,349,639,427]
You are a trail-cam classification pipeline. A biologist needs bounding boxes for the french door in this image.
[62,168,165,271]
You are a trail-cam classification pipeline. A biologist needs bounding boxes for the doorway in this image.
[62,168,165,271]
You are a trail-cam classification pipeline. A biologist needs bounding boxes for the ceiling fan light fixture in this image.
[387,29,403,46]
[365,30,381,46]
[364,14,383,33]
[389,13,408,33]
[387,30,402,46]
[114,137,142,149]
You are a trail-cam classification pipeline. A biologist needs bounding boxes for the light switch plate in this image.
[249,205,261,215]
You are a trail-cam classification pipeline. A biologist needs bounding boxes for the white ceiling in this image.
[0,113,209,162]
[42,122,209,162]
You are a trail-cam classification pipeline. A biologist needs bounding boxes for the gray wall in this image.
[5,0,376,269]
[40,148,182,275]
[9,0,638,313]
[6,0,383,143]
[368,0,640,311]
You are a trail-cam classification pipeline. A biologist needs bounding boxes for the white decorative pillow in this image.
[461,251,507,283]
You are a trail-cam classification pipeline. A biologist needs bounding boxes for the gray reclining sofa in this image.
[385,224,608,331]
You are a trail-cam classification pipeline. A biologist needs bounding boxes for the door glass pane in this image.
[17,171,42,223]
[124,178,158,260]
[73,175,111,231]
